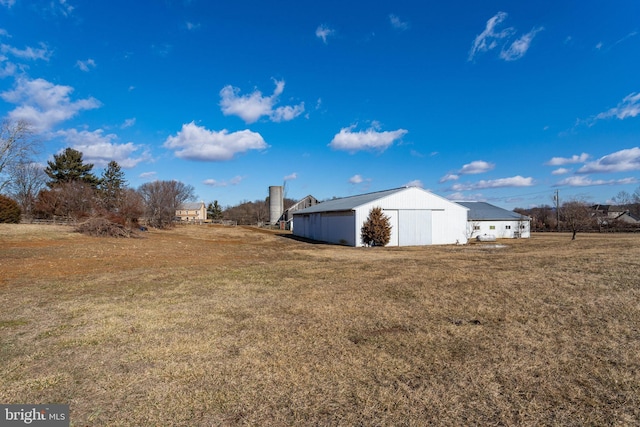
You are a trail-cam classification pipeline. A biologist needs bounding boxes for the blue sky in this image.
[1,0,639,209]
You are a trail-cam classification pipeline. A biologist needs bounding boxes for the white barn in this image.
[457,201,531,239]
[292,187,469,247]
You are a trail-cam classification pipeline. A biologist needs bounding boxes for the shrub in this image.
[361,206,391,246]
[0,194,21,223]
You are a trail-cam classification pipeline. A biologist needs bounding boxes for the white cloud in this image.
[405,179,423,188]
[271,103,306,122]
[1,77,101,132]
[75,58,96,72]
[450,175,534,191]
[468,11,514,61]
[469,12,542,62]
[1,42,51,61]
[389,14,410,31]
[439,173,459,183]
[139,171,157,180]
[594,92,640,121]
[329,124,408,152]
[0,61,16,78]
[546,153,590,166]
[0,0,16,8]
[56,128,150,168]
[577,147,640,174]
[219,79,304,124]
[551,168,571,175]
[163,121,268,161]
[448,192,486,202]
[460,160,495,175]
[56,0,74,16]
[440,160,494,183]
[283,172,297,181]
[203,176,244,187]
[349,174,363,184]
[316,24,335,44]
[121,118,136,129]
[555,176,637,187]
[500,27,544,61]
[186,22,201,31]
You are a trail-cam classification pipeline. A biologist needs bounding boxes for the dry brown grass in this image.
[1,224,639,426]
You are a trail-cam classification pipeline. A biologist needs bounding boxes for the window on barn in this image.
[505,225,511,229]
[489,225,496,230]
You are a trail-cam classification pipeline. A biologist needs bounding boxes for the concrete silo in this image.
[269,185,284,225]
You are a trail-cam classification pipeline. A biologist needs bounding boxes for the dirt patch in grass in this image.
[1,224,639,425]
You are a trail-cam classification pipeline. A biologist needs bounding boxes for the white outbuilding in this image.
[292,187,469,247]
[456,201,531,239]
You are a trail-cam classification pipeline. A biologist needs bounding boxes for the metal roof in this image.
[456,201,527,221]
[180,202,205,210]
[292,187,411,215]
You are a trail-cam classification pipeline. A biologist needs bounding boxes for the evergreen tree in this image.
[361,206,392,246]
[208,200,223,220]
[45,147,100,188]
[99,160,126,211]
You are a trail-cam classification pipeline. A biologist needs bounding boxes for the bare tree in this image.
[0,120,37,192]
[466,220,480,239]
[7,162,47,220]
[138,180,195,228]
[117,188,145,228]
[34,181,96,221]
[560,200,594,240]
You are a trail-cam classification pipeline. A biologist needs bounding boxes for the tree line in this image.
[0,119,295,229]
[515,188,640,239]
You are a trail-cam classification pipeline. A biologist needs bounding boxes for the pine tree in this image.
[361,206,392,246]
[99,161,126,211]
[45,147,100,188]
[208,200,223,220]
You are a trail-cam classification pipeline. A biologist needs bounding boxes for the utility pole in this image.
[554,189,560,231]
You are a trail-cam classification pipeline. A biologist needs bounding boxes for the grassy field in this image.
[1,224,639,426]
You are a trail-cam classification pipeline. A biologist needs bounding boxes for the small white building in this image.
[292,187,469,247]
[457,201,530,239]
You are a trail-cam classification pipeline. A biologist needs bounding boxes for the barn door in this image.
[384,209,399,246]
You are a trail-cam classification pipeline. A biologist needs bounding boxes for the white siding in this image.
[469,220,531,239]
[431,209,468,245]
[397,210,431,246]
[294,211,355,245]
[293,187,469,247]
[384,210,399,246]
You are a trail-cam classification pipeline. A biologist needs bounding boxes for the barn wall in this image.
[431,209,468,244]
[295,187,470,247]
[320,211,356,245]
[469,220,531,239]
[292,211,355,245]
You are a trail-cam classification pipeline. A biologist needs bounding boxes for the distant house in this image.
[592,204,640,228]
[175,201,207,223]
[457,201,531,239]
[293,187,469,247]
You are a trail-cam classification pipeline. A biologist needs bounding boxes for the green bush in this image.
[0,194,21,223]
